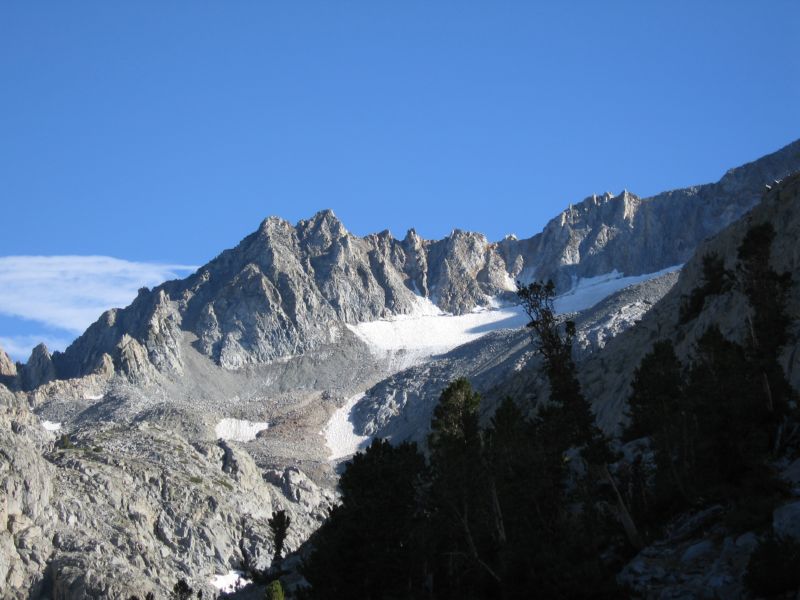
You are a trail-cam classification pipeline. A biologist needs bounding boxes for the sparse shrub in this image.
[744,533,800,597]
[59,433,74,449]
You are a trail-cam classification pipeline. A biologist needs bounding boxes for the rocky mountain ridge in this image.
[8,138,800,391]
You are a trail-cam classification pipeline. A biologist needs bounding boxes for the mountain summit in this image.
[15,139,798,389]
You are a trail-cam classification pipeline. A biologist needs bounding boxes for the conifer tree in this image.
[679,252,732,323]
[302,439,427,599]
[736,222,793,422]
[517,280,641,550]
[428,378,501,592]
[517,281,611,463]
[625,340,692,508]
[265,579,284,600]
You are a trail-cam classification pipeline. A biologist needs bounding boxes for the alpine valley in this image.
[2,139,800,599]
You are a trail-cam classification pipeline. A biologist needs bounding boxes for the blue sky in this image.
[1,2,799,360]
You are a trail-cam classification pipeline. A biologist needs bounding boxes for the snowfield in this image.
[324,266,682,460]
[346,295,527,364]
[214,418,269,442]
[41,420,61,432]
[324,393,373,461]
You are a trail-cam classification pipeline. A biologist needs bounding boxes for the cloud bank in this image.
[0,256,196,360]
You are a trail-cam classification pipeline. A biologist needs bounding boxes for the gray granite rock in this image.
[21,344,56,391]
[0,345,17,389]
[498,138,800,291]
[28,139,799,385]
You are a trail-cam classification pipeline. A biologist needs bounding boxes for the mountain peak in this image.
[0,344,17,383]
[302,208,342,227]
[296,208,349,245]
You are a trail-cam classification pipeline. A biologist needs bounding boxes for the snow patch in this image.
[348,266,679,369]
[83,393,103,401]
[42,420,61,432]
[214,418,269,442]
[553,265,681,314]
[324,393,371,461]
[347,303,527,365]
[210,570,251,593]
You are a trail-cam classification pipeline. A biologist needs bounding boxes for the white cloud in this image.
[0,255,197,336]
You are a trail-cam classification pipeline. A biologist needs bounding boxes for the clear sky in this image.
[1,2,799,360]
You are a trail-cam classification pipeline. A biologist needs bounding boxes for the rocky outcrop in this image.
[617,506,759,599]
[0,346,17,389]
[0,392,335,599]
[0,385,55,595]
[498,138,800,290]
[21,344,56,391]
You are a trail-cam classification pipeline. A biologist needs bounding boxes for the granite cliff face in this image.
[498,139,800,290]
[16,139,797,388]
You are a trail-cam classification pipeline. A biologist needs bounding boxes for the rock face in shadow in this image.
[579,171,800,434]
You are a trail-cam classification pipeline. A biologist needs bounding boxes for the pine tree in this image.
[428,378,501,595]
[516,281,611,463]
[679,253,732,323]
[517,280,642,553]
[625,340,692,510]
[265,579,285,600]
[736,222,793,421]
[517,281,612,464]
[302,439,427,599]
[625,340,684,441]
